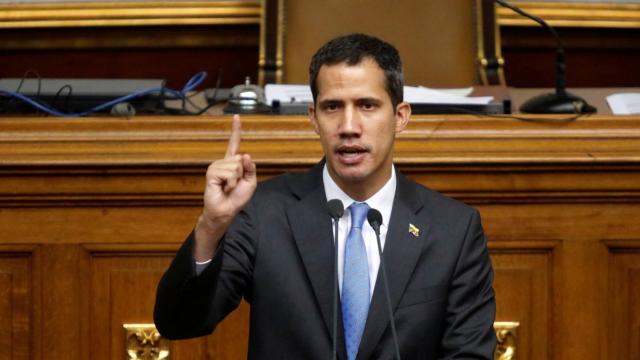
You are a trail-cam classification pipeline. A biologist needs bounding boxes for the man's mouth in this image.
[336,145,368,162]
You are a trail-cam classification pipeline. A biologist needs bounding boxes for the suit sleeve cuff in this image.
[194,258,212,275]
[192,237,225,276]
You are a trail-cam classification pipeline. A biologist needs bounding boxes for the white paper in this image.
[433,87,474,97]
[265,84,313,105]
[606,93,640,115]
[264,84,493,106]
[404,86,493,105]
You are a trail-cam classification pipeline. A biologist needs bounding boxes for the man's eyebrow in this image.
[319,97,382,104]
[318,99,344,106]
[356,97,382,103]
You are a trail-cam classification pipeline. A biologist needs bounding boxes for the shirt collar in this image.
[322,164,396,229]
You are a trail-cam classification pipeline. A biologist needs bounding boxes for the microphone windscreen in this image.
[326,199,344,219]
[367,208,383,228]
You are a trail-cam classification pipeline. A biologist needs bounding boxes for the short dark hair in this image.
[309,33,404,108]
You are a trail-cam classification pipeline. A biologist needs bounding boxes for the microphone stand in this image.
[326,199,344,360]
[368,209,401,360]
[332,216,339,360]
[495,0,597,114]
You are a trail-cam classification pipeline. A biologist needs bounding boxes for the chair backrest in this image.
[259,0,504,87]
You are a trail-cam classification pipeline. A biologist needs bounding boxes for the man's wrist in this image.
[193,214,227,262]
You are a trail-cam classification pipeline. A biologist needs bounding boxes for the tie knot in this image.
[349,202,370,229]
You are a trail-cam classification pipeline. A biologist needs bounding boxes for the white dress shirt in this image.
[323,164,396,299]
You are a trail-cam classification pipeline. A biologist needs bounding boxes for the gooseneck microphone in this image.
[327,199,345,220]
[495,0,596,114]
[326,199,344,360]
[367,208,401,360]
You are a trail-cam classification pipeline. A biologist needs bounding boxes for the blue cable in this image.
[181,71,207,93]
[0,71,208,117]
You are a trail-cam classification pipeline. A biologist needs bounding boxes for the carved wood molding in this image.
[2,115,640,164]
[1,115,639,205]
[0,244,39,253]
[0,1,260,29]
[498,1,640,28]
[83,243,180,255]
[489,239,560,252]
[603,239,640,251]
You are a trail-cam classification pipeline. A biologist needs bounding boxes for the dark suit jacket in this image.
[154,162,496,359]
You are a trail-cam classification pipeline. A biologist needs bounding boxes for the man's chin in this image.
[331,167,368,184]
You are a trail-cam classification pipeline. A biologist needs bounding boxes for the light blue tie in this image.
[342,202,371,360]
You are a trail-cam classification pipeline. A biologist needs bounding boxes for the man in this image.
[155,33,496,359]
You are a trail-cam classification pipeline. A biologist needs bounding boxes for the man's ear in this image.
[394,101,411,133]
[308,104,320,134]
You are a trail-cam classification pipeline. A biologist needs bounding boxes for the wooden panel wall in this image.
[501,26,640,87]
[0,2,261,89]
[497,2,640,87]
[1,114,639,359]
[0,246,37,360]
[280,0,478,86]
[3,1,638,91]
[608,241,640,360]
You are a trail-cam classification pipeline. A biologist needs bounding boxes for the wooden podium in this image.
[1,113,639,360]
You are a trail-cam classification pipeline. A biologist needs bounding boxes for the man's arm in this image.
[194,114,257,261]
[154,230,226,339]
[154,114,257,339]
[440,209,497,359]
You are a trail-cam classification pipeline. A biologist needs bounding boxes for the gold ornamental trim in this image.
[274,0,285,84]
[124,323,169,360]
[258,0,284,85]
[497,1,640,29]
[0,1,260,29]
[494,321,519,360]
[476,0,506,85]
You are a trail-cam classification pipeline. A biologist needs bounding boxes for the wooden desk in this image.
[1,114,639,360]
[510,87,640,115]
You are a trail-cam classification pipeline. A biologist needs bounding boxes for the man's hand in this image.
[194,114,257,261]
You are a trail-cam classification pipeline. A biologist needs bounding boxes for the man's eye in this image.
[324,103,339,111]
[361,103,375,110]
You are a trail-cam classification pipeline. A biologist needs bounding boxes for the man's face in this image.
[309,57,410,199]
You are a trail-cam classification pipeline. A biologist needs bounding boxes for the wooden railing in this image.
[1,114,639,359]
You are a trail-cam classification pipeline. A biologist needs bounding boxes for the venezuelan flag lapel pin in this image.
[408,223,420,238]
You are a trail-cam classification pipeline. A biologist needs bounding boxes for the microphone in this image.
[495,0,597,114]
[367,208,401,360]
[366,209,382,234]
[326,199,344,360]
[327,199,344,219]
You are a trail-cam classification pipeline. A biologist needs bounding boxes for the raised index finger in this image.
[225,114,242,157]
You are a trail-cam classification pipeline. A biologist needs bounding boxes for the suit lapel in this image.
[285,162,348,360]
[357,171,426,360]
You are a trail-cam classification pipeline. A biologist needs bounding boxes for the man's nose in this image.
[339,105,361,136]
